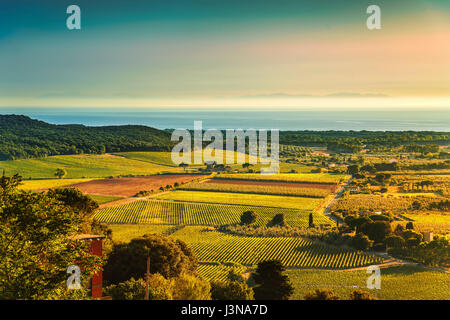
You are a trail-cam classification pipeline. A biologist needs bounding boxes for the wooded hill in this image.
[0,115,174,160]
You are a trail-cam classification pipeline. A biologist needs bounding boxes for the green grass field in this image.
[169,226,383,269]
[18,178,93,190]
[94,199,333,227]
[0,154,183,179]
[287,266,450,300]
[155,190,324,210]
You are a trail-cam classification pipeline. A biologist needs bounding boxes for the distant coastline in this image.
[0,107,449,131]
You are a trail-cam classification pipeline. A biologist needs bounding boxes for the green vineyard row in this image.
[171,227,384,269]
[94,199,333,227]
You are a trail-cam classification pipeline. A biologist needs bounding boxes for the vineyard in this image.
[94,199,333,227]
[402,213,450,234]
[214,173,347,184]
[155,190,324,209]
[197,263,247,282]
[332,194,447,213]
[170,226,384,269]
[179,182,331,198]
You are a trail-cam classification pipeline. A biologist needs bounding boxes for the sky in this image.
[0,0,449,109]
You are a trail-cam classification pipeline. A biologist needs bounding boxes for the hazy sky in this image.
[1,0,449,108]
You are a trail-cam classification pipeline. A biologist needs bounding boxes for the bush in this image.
[268,214,287,227]
[171,274,211,300]
[372,242,386,252]
[147,273,173,300]
[104,278,146,300]
[240,211,257,225]
[402,230,423,243]
[385,235,406,249]
[211,281,254,300]
[304,288,340,300]
[351,233,373,251]
[349,289,376,300]
[370,214,391,222]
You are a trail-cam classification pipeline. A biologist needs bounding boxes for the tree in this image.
[242,163,251,169]
[211,281,254,300]
[360,221,392,243]
[385,235,406,249]
[103,234,197,284]
[53,187,99,219]
[241,210,257,225]
[171,274,211,300]
[179,162,188,172]
[0,174,102,299]
[351,233,373,251]
[268,214,286,227]
[308,212,314,228]
[252,260,293,300]
[349,289,376,300]
[304,288,339,300]
[54,168,67,179]
[347,165,359,175]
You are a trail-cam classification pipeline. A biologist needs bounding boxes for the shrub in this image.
[385,235,406,249]
[104,278,146,300]
[171,274,211,300]
[372,242,386,252]
[349,289,376,300]
[268,214,287,227]
[351,233,373,251]
[304,288,339,300]
[370,214,391,222]
[211,281,254,300]
[240,211,257,225]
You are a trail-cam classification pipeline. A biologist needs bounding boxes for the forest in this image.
[0,115,174,160]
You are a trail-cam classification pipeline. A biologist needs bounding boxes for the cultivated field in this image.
[214,173,348,184]
[403,213,450,234]
[94,199,333,227]
[170,226,383,269]
[18,178,93,191]
[67,174,206,197]
[197,263,247,282]
[155,190,324,209]
[204,178,339,191]
[109,224,176,242]
[287,266,450,300]
[180,181,333,198]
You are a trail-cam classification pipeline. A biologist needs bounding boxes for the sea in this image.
[1,107,449,131]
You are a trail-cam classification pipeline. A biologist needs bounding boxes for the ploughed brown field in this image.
[205,179,338,192]
[68,174,206,197]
